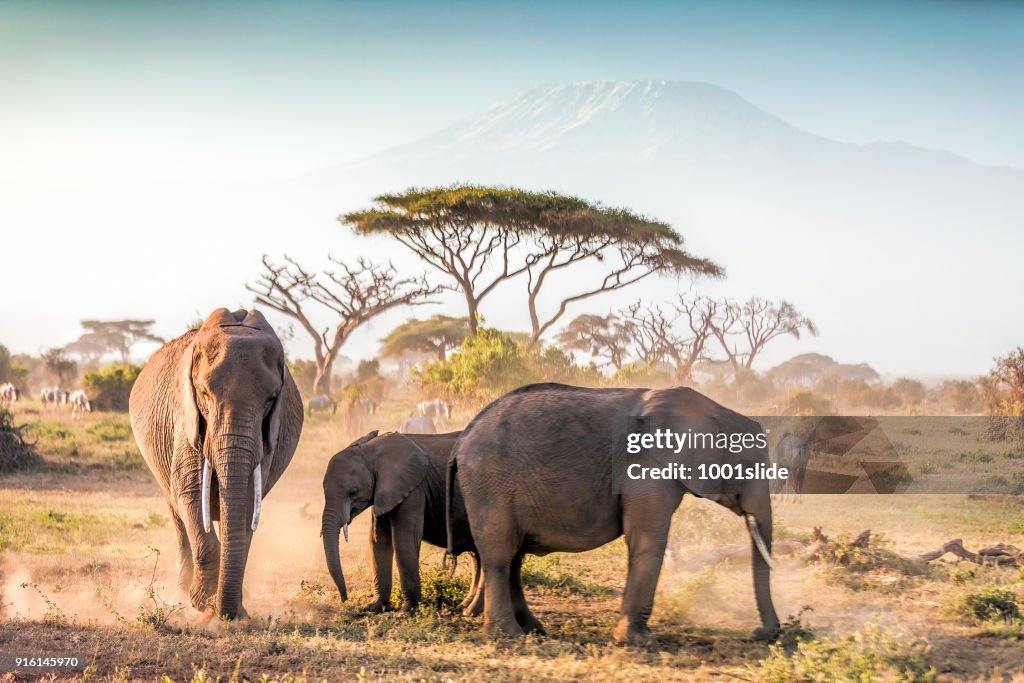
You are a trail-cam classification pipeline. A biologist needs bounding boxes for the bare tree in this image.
[247,255,440,396]
[711,297,818,374]
[622,295,719,382]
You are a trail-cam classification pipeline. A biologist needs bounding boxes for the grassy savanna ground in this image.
[1,398,1023,681]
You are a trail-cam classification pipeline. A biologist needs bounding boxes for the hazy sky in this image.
[2,0,1021,377]
[4,0,1022,186]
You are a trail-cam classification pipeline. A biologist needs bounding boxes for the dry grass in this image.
[1,401,1023,681]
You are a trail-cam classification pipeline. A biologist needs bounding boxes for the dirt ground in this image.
[1,402,1023,681]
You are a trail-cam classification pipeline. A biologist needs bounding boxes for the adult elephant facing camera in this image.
[448,383,779,642]
[129,308,303,619]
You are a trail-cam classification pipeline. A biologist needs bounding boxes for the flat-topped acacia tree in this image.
[341,185,722,339]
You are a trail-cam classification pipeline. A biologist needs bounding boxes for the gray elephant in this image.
[447,383,779,641]
[129,308,303,619]
[321,430,480,614]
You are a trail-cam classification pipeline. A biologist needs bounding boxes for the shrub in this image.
[0,408,42,473]
[418,328,536,404]
[610,361,671,388]
[956,587,1022,623]
[778,388,834,416]
[755,625,935,682]
[82,363,143,411]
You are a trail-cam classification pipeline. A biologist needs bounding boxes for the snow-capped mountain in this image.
[297,80,1022,375]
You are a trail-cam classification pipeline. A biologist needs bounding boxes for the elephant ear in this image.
[178,346,203,451]
[373,437,430,515]
[261,363,304,493]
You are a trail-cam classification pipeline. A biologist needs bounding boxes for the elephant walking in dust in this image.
[129,308,303,619]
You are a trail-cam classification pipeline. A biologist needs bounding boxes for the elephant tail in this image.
[445,456,458,557]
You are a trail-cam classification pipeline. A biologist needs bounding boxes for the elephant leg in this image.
[169,504,193,602]
[614,492,679,643]
[475,524,523,636]
[510,551,544,634]
[175,463,220,612]
[366,514,394,612]
[390,498,425,612]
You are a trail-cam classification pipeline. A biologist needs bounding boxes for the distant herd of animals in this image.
[306,392,452,435]
[7,307,811,643]
[1,382,91,416]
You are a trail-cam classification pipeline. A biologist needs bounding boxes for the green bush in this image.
[82,363,143,412]
[957,587,1022,623]
[418,328,537,404]
[610,361,671,387]
[755,625,935,682]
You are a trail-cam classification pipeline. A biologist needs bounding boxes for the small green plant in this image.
[950,565,977,585]
[136,547,181,629]
[754,624,935,682]
[520,555,611,596]
[956,587,1022,623]
[20,581,68,626]
[420,567,469,609]
[775,606,816,649]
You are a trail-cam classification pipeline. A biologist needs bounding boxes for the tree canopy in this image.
[63,320,164,365]
[379,315,468,361]
[342,185,722,339]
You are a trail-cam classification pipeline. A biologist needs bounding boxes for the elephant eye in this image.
[349,486,358,496]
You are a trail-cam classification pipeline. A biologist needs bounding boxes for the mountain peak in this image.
[429,79,807,159]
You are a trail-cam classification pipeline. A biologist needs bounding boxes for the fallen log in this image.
[916,539,1022,566]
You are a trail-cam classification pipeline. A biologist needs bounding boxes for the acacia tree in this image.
[555,313,631,370]
[247,255,439,396]
[711,297,818,374]
[64,320,165,365]
[380,315,468,362]
[342,185,721,339]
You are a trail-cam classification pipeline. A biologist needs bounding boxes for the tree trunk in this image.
[314,355,335,396]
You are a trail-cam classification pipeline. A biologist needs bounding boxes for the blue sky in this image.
[3,0,1022,184]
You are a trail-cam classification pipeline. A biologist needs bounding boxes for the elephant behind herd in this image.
[130,307,779,641]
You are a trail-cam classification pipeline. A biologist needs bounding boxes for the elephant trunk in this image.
[212,433,257,620]
[743,498,780,637]
[322,504,348,602]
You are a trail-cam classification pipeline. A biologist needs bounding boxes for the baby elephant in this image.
[321,430,480,613]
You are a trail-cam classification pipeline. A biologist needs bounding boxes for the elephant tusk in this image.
[746,514,776,571]
[343,523,349,543]
[251,464,263,531]
[201,459,212,533]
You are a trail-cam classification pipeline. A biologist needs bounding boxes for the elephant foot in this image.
[484,615,525,638]
[397,602,420,615]
[516,612,546,635]
[752,624,780,642]
[361,600,392,614]
[613,616,649,644]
